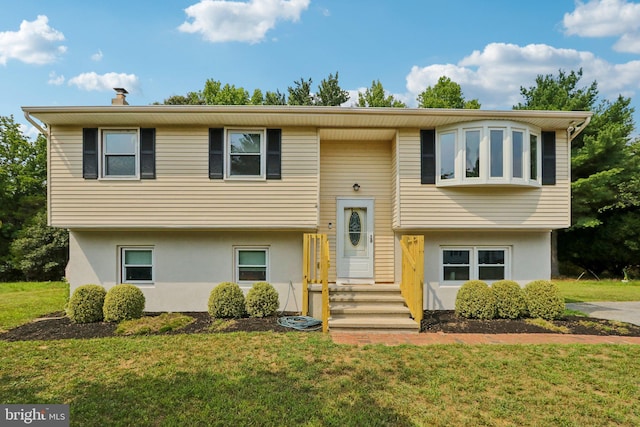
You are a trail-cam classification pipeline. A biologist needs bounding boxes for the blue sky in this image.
[3,0,640,137]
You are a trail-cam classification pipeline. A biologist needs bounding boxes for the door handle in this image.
[369,233,373,243]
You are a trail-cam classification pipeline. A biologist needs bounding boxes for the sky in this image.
[3,0,640,138]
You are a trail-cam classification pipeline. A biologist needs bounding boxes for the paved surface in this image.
[566,301,640,326]
[331,332,640,346]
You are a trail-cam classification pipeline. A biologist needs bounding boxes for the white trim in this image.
[440,246,511,286]
[436,120,541,187]
[224,128,266,180]
[99,128,140,180]
[120,246,154,285]
[234,246,270,285]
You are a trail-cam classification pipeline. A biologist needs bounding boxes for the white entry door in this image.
[336,198,374,281]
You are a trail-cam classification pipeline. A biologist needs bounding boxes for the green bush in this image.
[455,280,496,319]
[491,280,526,319]
[524,280,565,320]
[103,284,146,322]
[208,282,245,319]
[245,282,279,318]
[67,284,106,323]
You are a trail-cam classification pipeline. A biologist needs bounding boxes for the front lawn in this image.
[0,281,68,331]
[555,279,640,302]
[1,334,639,426]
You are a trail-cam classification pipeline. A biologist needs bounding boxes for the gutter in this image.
[23,110,47,135]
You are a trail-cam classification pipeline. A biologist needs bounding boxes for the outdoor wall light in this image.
[352,183,360,191]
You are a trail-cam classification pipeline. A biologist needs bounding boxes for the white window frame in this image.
[120,247,154,285]
[440,246,511,285]
[234,247,269,285]
[99,128,140,179]
[225,128,266,180]
[436,121,541,187]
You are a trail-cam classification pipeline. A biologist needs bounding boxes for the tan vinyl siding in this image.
[391,134,399,228]
[397,129,570,229]
[318,140,394,283]
[49,126,319,228]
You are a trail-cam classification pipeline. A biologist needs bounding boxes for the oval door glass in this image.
[348,211,361,246]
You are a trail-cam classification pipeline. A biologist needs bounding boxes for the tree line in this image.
[1,70,638,281]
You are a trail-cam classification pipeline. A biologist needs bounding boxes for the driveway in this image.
[566,302,640,326]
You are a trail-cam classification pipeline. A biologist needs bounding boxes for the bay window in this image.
[436,121,542,186]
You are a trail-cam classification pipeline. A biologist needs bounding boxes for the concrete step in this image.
[329,317,420,333]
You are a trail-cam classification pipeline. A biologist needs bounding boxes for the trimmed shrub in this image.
[208,282,245,318]
[491,280,526,319]
[455,280,496,319]
[245,282,279,318]
[103,284,146,322]
[524,280,565,320]
[67,284,106,323]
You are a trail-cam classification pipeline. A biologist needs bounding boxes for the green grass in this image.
[1,334,639,426]
[555,279,640,302]
[0,282,68,332]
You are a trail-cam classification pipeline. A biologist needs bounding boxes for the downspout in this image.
[23,110,47,135]
[567,115,591,143]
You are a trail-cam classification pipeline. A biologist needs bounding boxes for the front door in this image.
[336,198,374,282]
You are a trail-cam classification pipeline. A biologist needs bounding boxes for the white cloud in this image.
[405,42,640,109]
[68,72,140,92]
[19,123,41,140]
[91,50,103,61]
[563,0,640,53]
[0,15,67,65]
[47,71,65,85]
[178,0,310,43]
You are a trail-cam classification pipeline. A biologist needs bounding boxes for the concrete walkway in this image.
[331,332,640,346]
[566,301,640,326]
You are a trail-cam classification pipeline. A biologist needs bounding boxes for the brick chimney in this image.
[112,88,129,105]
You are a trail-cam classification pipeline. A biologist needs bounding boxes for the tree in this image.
[515,69,640,276]
[0,115,48,279]
[287,77,314,106]
[316,72,349,106]
[264,90,287,105]
[357,80,406,107]
[10,210,68,281]
[250,89,264,105]
[417,76,480,109]
[202,80,250,105]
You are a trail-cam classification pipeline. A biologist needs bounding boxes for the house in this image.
[23,94,591,330]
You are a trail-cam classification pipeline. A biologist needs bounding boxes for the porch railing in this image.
[302,233,330,333]
[400,235,424,324]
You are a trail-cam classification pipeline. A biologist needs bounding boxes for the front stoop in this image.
[327,284,420,333]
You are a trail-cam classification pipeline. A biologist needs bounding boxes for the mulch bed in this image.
[421,310,640,336]
[1,310,639,342]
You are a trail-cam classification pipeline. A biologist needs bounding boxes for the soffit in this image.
[23,105,593,131]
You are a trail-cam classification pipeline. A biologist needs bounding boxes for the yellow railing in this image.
[302,233,330,333]
[400,235,424,324]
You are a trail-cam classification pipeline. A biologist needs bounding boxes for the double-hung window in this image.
[121,247,154,284]
[227,130,265,178]
[235,248,269,283]
[102,129,138,178]
[441,247,509,284]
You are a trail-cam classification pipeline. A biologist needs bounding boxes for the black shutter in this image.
[82,128,98,179]
[266,129,282,180]
[542,131,556,185]
[140,128,156,179]
[420,129,436,184]
[209,128,224,179]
